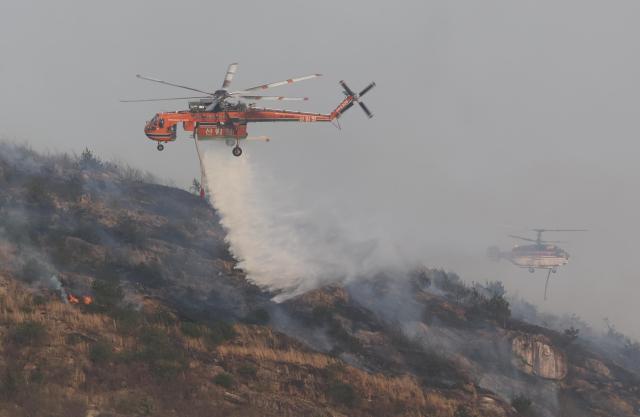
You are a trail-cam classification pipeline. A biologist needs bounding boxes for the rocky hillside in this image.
[0,143,637,417]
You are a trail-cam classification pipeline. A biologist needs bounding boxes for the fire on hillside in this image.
[67,294,94,305]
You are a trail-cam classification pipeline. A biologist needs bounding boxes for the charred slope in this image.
[0,144,516,416]
[0,144,269,323]
[277,271,640,417]
[0,143,637,416]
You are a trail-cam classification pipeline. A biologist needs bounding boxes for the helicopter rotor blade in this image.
[136,74,213,96]
[358,102,374,118]
[339,80,356,97]
[234,95,309,101]
[337,101,355,116]
[508,234,538,243]
[221,63,239,89]
[235,73,322,93]
[119,96,212,102]
[532,229,588,233]
[359,82,376,97]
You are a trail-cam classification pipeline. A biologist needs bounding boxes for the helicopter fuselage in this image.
[507,244,569,270]
[143,98,350,144]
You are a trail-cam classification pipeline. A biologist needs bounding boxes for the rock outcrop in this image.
[511,333,568,380]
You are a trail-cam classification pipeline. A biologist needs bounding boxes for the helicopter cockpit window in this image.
[158,118,165,128]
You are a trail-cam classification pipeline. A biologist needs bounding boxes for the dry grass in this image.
[218,345,336,369]
[0,275,138,352]
[0,274,469,417]
[219,325,461,417]
[346,366,458,416]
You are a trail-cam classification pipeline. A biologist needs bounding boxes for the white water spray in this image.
[201,143,381,298]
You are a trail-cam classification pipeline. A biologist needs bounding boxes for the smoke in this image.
[48,274,68,303]
[201,143,385,298]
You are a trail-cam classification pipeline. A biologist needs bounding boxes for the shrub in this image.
[137,328,185,378]
[190,178,202,195]
[113,308,144,334]
[410,267,432,291]
[213,372,234,388]
[237,364,257,379]
[25,176,53,208]
[139,329,174,359]
[90,341,113,364]
[484,294,511,325]
[62,173,85,201]
[242,308,270,325]
[32,295,46,306]
[563,326,580,344]
[0,369,21,400]
[180,322,205,338]
[11,321,47,346]
[91,280,124,311]
[115,395,155,416]
[152,359,184,379]
[511,394,532,414]
[79,147,102,170]
[112,215,144,246]
[454,405,481,417]
[484,281,506,298]
[205,321,236,347]
[129,262,166,289]
[327,381,357,407]
[30,368,44,384]
[150,308,177,326]
[66,333,85,345]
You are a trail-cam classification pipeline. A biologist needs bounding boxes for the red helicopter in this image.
[122,63,375,157]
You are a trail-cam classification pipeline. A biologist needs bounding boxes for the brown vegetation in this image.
[0,274,496,417]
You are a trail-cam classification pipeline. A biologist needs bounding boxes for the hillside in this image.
[0,143,637,417]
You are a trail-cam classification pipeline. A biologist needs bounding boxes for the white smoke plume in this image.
[48,274,68,303]
[201,143,383,299]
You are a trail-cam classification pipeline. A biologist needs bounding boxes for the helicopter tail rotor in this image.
[337,80,376,118]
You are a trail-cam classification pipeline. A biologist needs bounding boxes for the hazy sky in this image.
[2,0,640,338]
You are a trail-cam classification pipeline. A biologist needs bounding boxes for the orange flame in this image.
[67,294,93,305]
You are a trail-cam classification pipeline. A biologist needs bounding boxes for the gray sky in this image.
[2,0,640,338]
